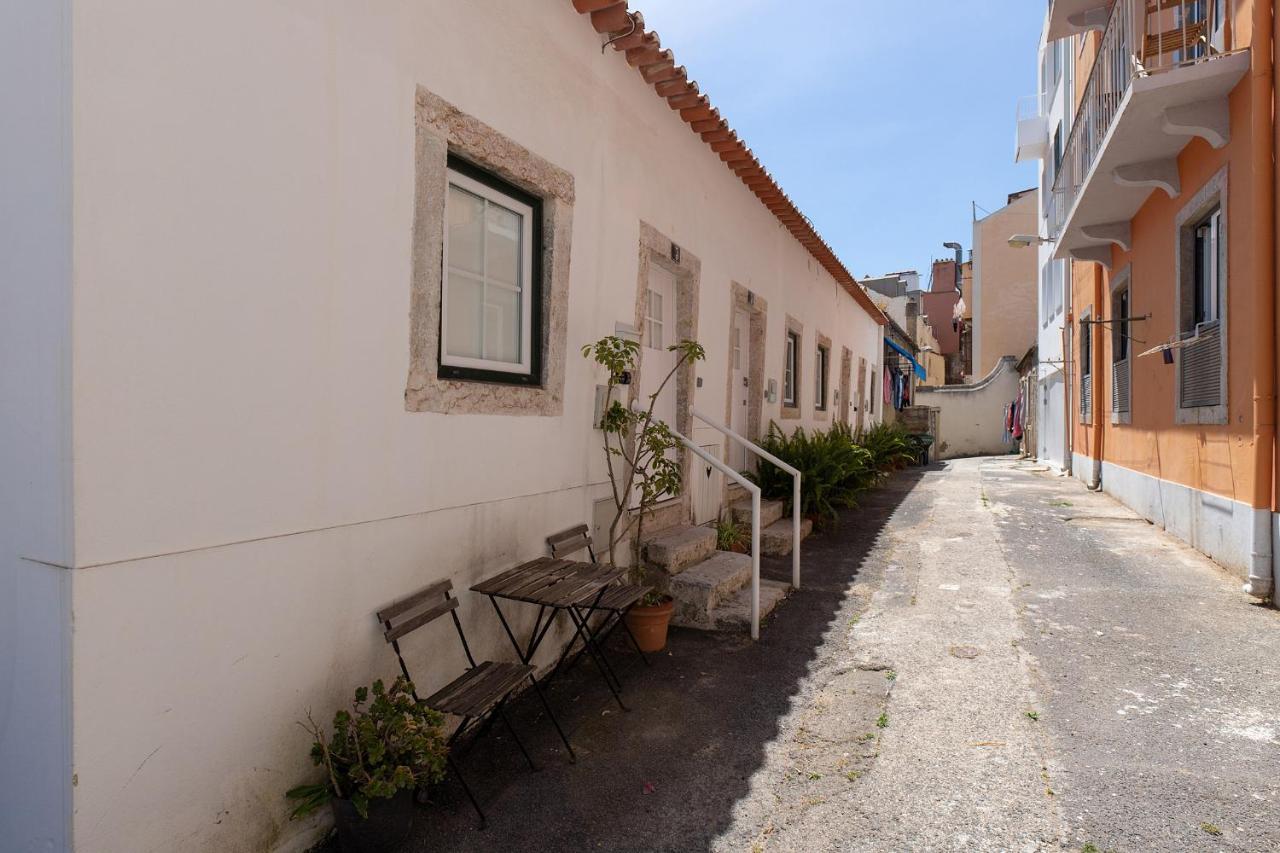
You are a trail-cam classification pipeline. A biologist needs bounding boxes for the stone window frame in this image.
[632,222,701,516]
[1110,265,1132,426]
[781,316,804,420]
[1173,165,1229,426]
[406,86,574,416]
[838,346,853,427]
[813,331,832,420]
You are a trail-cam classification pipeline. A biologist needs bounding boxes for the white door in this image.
[692,443,724,525]
[633,264,679,510]
[640,265,678,428]
[730,308,751,471]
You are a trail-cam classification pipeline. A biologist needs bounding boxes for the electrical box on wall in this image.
[593,384,618,429]
[766,379,778,403]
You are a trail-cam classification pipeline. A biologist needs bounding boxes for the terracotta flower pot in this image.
[625,597,674,653]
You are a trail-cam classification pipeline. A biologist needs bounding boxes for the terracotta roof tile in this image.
[572,1,886,326]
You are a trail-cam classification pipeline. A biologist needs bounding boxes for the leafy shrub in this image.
[860,423,918,471]
[286,677,448,820]
[748,422,876,525]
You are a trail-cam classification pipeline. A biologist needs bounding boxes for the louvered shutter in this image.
[1180,323,1222,409]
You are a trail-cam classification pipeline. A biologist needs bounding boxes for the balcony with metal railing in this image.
[1015,94,1049,163]
[1047,0,1116,41]
[1050,0,1248,264]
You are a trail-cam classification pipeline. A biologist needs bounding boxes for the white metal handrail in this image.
[628,401,765,639]
[692,408,801,592]
[671,427,764,640]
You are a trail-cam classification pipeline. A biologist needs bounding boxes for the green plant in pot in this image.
[583,334,706,653]
[715,512,749,554]
[286,677,447,853]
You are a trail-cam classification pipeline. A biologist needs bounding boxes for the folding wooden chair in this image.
[546,525,654,669]
[376,578,575,828]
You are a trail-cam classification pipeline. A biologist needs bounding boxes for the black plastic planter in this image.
[329,789,414,853]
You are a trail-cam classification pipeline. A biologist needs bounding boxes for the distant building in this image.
[971,188,1039,380]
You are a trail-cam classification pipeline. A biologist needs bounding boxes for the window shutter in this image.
[1081,373,1092,421]
[1111,360,1130,414]
[1180,322,1222,409]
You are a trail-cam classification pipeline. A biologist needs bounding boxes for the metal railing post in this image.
[791,475,801,589]
[641,403,766,639]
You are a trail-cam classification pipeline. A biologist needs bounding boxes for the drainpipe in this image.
[1246,0,1277,600]
[1065,274,1074,477]
[1088,263,1105,491]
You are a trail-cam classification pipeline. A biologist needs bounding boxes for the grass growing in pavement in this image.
[1201,823,1223,836]
[885,670,897,681]
[1025,711,1040,722]
[857,732,876,743]
[876,712,890,728]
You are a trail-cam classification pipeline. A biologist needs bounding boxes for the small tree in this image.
[582,336,706,569]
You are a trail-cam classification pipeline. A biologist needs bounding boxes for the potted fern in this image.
[286,677,447,853]
[583,334,705,652]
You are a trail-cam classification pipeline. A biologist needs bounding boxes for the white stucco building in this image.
[0,2,887,851]
[1015,12,1074,471]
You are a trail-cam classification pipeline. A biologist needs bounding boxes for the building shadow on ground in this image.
[320,467,931,853]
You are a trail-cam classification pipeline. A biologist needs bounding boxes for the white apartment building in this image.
[1016,13,1075,471]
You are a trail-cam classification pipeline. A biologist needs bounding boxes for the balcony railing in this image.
[1050,0,1229,238]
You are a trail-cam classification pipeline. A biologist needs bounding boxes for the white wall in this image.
[916,357,1021,460]
[59,2,884,851]
[0,1,75,851]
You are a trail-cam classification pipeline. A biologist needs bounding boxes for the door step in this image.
[668,551,753,625]
[727,497,786,530]
[761,517,813,557]
[641,525,717,575]
[675,578,791,632]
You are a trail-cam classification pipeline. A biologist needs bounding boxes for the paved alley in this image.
[729,457,1280,853]
[377,458,1280,853]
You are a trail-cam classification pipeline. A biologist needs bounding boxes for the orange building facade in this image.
[1030,0,1278,600]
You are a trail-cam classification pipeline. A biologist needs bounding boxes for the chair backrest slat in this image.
[547,524,593,560]
[382,597,459,643]
[376,578,452,624]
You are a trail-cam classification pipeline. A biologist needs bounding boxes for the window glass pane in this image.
[446,272,484,359]
[645,289,663,350]
[485,203,522,287]
[447,186,484,275]
[483,283,520,364]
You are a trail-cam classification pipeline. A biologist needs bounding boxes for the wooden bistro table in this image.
[471,557,631,711]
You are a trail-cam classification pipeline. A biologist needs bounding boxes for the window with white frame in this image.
[1111,276,1131,419]
[441,157,540,383]
[1175,172,1227,419]
[815,344,829,411]
[645,288,665,351]
[783,331,799,407]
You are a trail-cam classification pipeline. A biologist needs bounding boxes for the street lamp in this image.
[1008,234,1049,249]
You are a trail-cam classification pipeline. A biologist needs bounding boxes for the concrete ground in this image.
[329,457,1280,852]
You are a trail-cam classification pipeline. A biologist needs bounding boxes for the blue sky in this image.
[634,0,1044,286]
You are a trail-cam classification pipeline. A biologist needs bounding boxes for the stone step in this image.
[705,579,792,632]
[667,551,754,625]
[728,498,786,530]
[761,517,813,557]
[642,524,717,574]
